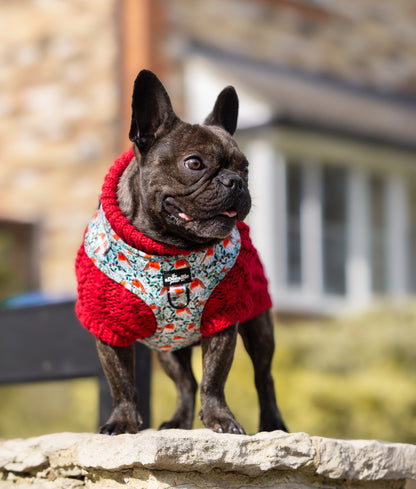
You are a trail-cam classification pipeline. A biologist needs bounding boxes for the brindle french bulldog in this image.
[85,70,287,435]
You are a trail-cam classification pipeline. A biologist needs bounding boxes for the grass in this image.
[1,303,415,443]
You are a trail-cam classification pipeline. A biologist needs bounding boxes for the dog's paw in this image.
[260,418,289,433]
[99,420,140,436]
[199,408,245,435]
[99,403,143,435]
[208,416,246,435]
[213,417,246,435]
[158,419,190,430]
[158,411,194,430]
[259,408,289,433]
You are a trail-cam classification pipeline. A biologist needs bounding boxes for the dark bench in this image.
[0,300,150,429]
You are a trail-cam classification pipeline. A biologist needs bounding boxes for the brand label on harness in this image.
[162,268,192,287]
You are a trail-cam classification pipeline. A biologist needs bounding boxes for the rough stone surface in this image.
[0,0,119,295]
[0,430,414,488]
[314,437,416,481]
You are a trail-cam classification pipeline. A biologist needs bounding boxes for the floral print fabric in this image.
[84,206,241,352]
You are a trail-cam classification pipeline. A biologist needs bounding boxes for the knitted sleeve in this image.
[200,222,272,337]
[75,244,157,347]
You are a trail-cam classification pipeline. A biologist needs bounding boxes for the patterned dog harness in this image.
[75,149,272,351]
[84,206,241,352]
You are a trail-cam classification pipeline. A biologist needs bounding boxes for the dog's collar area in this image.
[90,205,240,265]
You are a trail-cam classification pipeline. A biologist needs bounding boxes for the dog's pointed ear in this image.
[204,86,239,135]
[129,70,179,153]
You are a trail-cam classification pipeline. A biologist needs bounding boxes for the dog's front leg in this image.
[157,347,197,430]
[199,325,245,434]
[96,339,142,435]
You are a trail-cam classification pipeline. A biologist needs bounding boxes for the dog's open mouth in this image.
[178,209,237,222]
[164,198,237,224]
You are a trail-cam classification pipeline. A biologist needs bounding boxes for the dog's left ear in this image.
[129,70,179,154]
[204,86,239,135]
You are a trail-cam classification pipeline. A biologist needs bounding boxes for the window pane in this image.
[322,166,347,295]
[286,163,302,286]
[370,177,387,294]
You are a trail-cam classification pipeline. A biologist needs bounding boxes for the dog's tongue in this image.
[221,210,237,218]
[178,210,237,222]
[178,212,193,222]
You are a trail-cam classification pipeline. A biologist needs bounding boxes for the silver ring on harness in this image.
[167,287,191,309]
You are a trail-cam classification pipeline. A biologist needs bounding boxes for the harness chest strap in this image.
[84,206,241,352]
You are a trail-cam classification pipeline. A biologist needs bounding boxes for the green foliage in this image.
[152,304,416,443]
[0,379,98,439]
[1,305,415,442]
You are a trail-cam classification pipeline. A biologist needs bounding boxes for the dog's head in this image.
[118,70,251,249]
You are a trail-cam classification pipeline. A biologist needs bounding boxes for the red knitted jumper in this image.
[75,149,272,348]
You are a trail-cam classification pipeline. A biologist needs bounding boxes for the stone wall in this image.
[0,430,415,488]
[0,0,120,294]
[162,0,416,94]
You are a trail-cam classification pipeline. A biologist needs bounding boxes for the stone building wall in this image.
[0,0,120,295]
[162,0,416,95]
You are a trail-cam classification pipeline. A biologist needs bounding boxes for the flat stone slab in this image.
[0,429,415,488]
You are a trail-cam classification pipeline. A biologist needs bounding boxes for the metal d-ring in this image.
[167,287,191,309]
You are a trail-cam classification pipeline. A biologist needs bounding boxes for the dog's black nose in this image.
[219,172,243,191]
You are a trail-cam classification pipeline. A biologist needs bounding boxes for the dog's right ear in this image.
[129,70,179,154]
[204,86,239,135]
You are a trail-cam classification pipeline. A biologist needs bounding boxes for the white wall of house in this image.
[246,135,415,315]
[183,56,272,128]
[183,59,416,316]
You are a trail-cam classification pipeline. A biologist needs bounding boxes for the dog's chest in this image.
[84,206,241,352]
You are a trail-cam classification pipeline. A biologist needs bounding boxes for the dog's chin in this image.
[163,198,240,245]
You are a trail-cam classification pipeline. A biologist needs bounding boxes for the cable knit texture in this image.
[75,149,272,347]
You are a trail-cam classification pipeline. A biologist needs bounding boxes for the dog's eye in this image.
[184,157,204,171]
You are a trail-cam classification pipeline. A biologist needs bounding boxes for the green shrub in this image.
[0,379,98,439]
[152,303,416,443]
[1,304,415,443]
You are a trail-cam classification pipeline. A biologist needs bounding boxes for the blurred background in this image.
[0,0,415,443]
